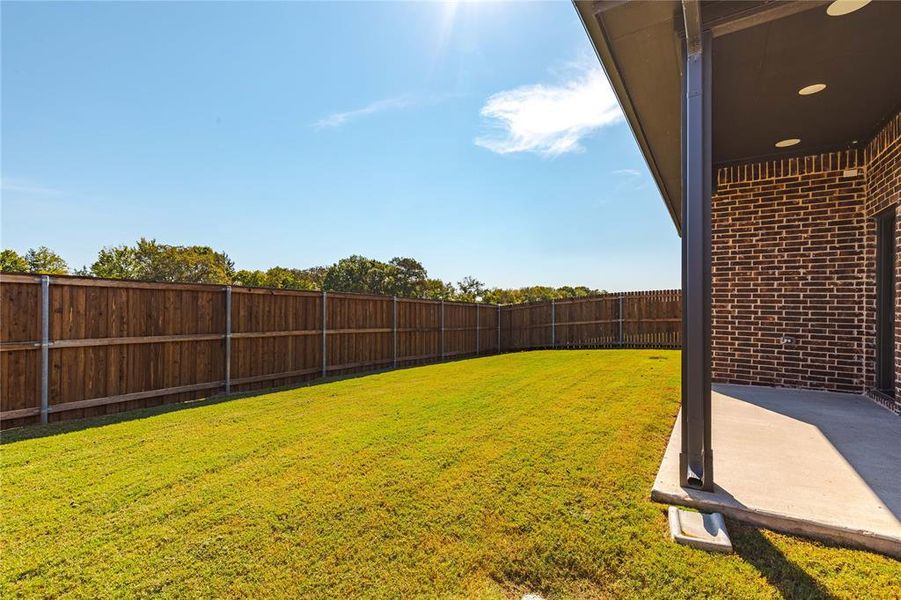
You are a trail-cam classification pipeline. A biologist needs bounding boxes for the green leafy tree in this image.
[456,276,486,302]
[262,267,317,290]
[388,257,428,297]
[420,278,456,300]
[482,288,518,304]
[90,245,140,279]
[484,285,605,304]
[296,266,328,289]
[0,249,29,273]
[74,243,610,301]
[233,269,268,287]
[233,266,337,290]
[521,286,559,303]
[323,255,395,295]
[138,239,234,284]
[24,246,68,274]
[88,238,233,284]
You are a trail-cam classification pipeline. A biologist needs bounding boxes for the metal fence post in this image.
[39,275,50,425]
[321,291,327,377]
[476,304,480,355]
[392,296,398,369]
[224,286,232,394]
[551,299,556,348]
[440,300,445,360]
[496,305,501,353]
[619,294,624,348]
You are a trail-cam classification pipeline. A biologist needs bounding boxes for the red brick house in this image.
[577,0,900,505]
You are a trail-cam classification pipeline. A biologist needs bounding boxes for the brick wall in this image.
[864,113,901,216]
[711,112,900,408]
[712,152,868,393]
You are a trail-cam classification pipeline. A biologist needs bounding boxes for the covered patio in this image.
[653,385,901,556]
[578,0,901,555]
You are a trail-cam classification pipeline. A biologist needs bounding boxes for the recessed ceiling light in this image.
[775,138,801,148]
[826,0,871,17]
[798,83,827,96]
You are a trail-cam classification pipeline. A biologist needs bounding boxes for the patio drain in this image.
[667,506,733,553]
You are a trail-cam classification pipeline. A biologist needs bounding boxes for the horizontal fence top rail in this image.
[0,272,501,308]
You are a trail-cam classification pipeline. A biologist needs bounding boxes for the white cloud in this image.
[475,60,623,157]
[0,177,63,196]
[612,168,641,177]
[313,95,416,129]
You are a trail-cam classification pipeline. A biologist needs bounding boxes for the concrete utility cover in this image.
[668,506,733,553]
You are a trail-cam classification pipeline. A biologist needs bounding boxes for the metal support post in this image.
[476,305,480,355]
[224,286,232,394]
[440,300,445,359]
[39,275,50,425]
[618,294,624,347]
[551,299,556,348]
[321,291,328,377]
[679,8,714,492]
[393,296,398,369]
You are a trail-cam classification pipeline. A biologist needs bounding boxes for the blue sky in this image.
[1,1,679,291]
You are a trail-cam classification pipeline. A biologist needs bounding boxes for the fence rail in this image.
[0,273,680,427]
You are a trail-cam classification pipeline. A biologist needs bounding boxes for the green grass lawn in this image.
[2,350,898,598]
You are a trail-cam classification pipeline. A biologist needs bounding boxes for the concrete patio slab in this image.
[651,384,901,557]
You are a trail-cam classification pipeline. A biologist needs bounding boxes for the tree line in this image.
[1,240,606,303]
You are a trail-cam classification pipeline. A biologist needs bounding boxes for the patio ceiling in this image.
[576,0,901,230]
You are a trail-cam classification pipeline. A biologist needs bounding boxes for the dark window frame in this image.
[875,207,896,396]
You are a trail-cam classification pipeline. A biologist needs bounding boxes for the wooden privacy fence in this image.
[502,290,682,351]
[0,274,680,428]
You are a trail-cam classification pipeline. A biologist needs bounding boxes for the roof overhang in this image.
[576,0,684,229]
[576,0,901,233]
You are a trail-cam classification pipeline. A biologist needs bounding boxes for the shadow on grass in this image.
[1,350,665,445]
[729,521,836,599]
[0,365,412,445]
[2,351,526,445]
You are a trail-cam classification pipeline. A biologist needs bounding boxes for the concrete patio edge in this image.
[650,486,901,558]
